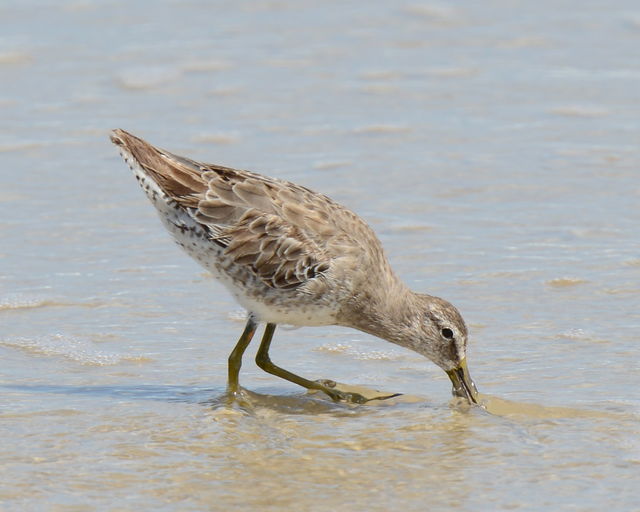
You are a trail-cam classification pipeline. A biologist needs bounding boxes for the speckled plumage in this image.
[110,129,479,403]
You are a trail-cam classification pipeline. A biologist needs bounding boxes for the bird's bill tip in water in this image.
[446,358,479,404]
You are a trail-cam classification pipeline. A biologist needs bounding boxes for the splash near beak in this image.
[446,358,479,404]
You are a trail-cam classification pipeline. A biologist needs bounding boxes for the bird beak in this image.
[446,358,479,404]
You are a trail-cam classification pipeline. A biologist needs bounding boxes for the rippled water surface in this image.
[1,1,639,511]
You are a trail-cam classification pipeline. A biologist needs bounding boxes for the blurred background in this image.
[1,1,638,511]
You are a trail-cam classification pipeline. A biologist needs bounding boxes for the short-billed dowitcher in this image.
[110,129,479,404]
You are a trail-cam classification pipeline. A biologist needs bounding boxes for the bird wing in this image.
[111,129,382,291]
[193,167,356,290]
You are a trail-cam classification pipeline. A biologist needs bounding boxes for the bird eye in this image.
[441,328,454,339]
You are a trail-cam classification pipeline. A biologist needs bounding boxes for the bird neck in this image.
[338,271,419,349]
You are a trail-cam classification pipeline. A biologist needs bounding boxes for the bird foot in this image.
[315,379,369,404]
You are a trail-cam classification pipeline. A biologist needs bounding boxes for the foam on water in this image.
[1,334,147,366]
[0,294,102,311]
[315,342,410,361]
[0,295,62,311]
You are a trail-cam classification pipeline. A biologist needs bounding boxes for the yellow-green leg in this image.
[227,315,258,395]
[255,323,368,404]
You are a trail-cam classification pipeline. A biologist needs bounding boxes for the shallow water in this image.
[1,1,639,511]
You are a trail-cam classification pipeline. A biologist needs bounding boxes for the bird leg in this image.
[227,315,258,396]
[255,323,369,404]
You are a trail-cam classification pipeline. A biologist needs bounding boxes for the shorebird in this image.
[110,129,479,404]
